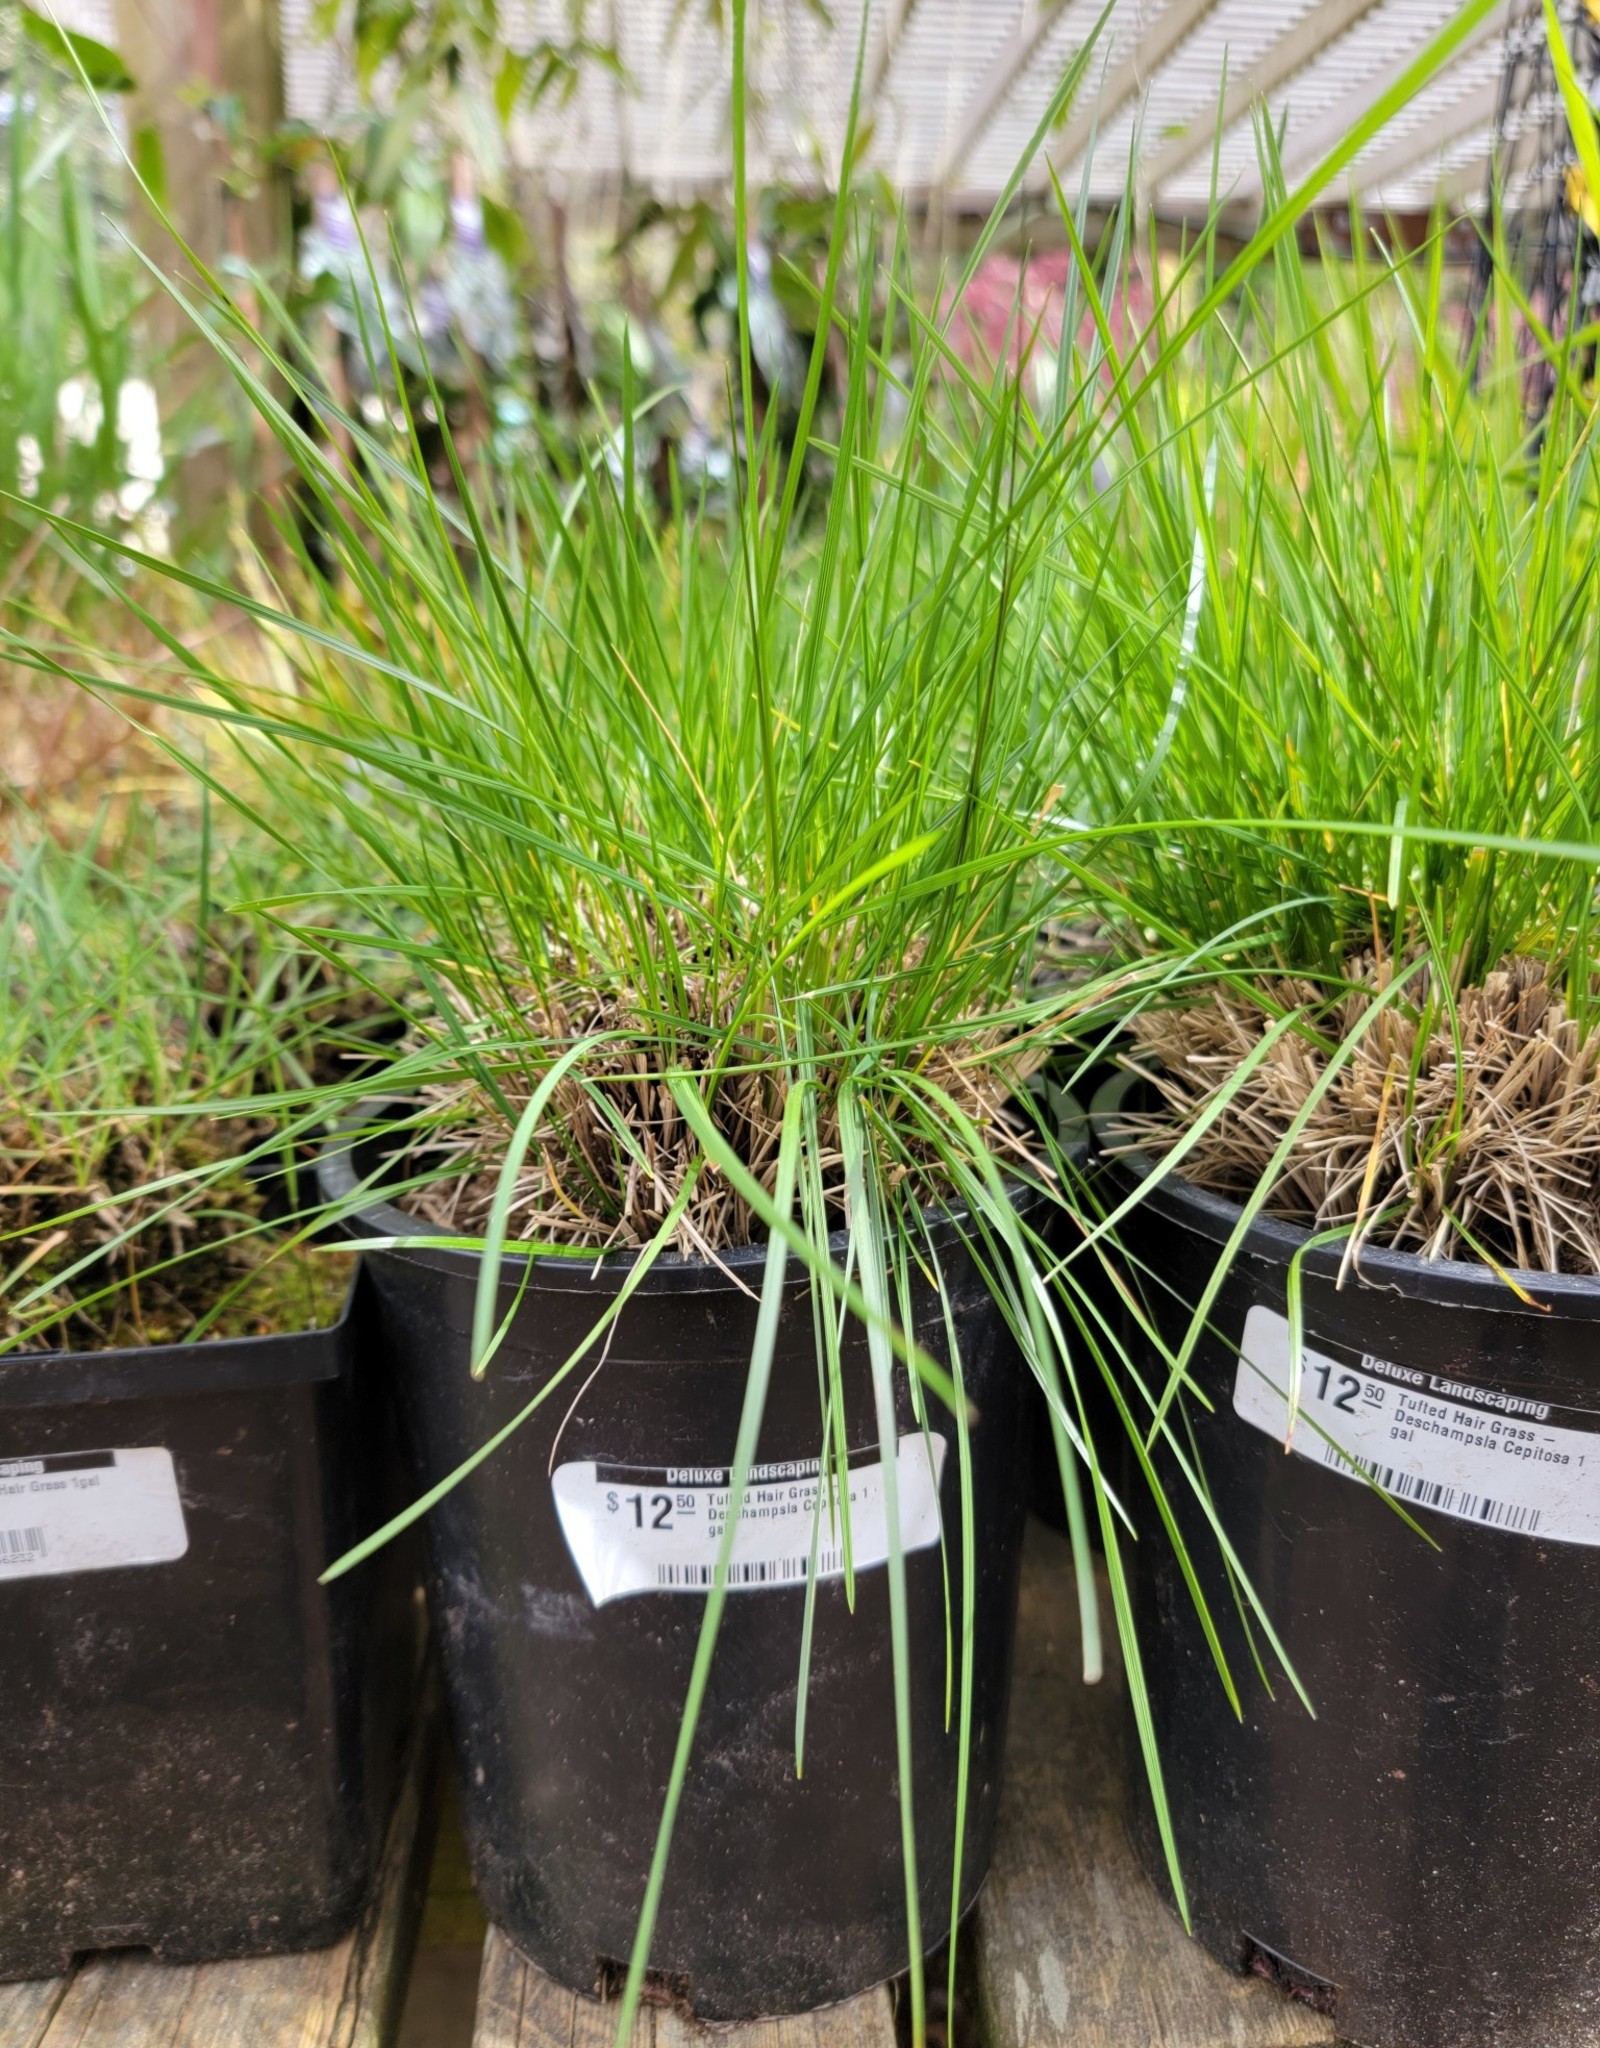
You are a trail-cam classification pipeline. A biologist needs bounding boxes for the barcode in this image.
[656,1549,845,1589]
[1359,1462,1541,1533]
[0,1526,46,1563]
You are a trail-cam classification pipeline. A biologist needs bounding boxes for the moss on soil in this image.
[1,1122,350,1355]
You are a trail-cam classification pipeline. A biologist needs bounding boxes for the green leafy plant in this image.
[0,11,172,594]
[17,5,132,94]
[308,0,616,252]
[327,0,616,129]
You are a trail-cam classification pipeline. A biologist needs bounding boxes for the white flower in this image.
[116,378,164,483]
[118,477,157,517]
[57,374,104,445]
[134,504,171,556]
[16,434,43,498]
[115,377,159,443]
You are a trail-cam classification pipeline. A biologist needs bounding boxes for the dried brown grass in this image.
[1122,954,1600,1274]
[401,983,1036,1258]
[0,571,276,825]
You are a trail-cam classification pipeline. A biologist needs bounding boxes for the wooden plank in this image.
[2,1677,439,2048]
[470,1930,538,2048]
[0,1982,70,2048]
[568,1967,649,2048]
[475,1930,897,2048]
[975,1523,1336,2048]
[336,1678,442,2048]
[32,1950,342,2048]
[732,2000,897,2048]
[30,1956,204,2048]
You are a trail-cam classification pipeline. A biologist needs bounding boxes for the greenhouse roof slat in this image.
[937,0,1073,184]
[1138,0,1386,197]
[1212,0,1509,208]
[1047,0,1323,206]
[866,0,923,96]
[45,0,1571,226]
[1047,0,1226,188]
[1359,75,1501,196]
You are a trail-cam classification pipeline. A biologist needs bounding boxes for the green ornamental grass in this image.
[1,815,358,1353]
[6,0,1551,2033]
[1057,154,1600,1277]
[1,13,148,562]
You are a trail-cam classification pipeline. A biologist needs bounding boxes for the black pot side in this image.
[1091,1070,1600,2048]
[1026,1068,1126,1535]
[0,1268,420,1981]
[320,1127,1034,2021]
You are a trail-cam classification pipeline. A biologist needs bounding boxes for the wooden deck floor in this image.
[0,1677,440,2048]
[973,1525,1336,2048]
[0,1525,1338,2048]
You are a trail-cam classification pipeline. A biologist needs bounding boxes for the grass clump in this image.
[1059,195,1600,1272]
[8,1,1519,2029]
[41,112,1150,1270]
[1,818,353,1353]
[1125,955,1600,1273]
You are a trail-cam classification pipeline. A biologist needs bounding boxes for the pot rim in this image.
[1091,1067,1600,1323]
[0,1271,356,1409]
[318,1094,1077,1298]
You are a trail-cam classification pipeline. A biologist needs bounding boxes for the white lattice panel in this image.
[260,0,1521,212]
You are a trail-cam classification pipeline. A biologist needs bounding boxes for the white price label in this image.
[0,1448,189,1582]
[1234,1306,1600,1547]
[552,1433,948,1606]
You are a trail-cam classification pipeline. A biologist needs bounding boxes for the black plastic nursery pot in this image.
[1026,1075,1090,1531]
[1092,1070,1600,2048]
[1025,1064,1125,1535]
[0,1270,419,1981]
[321,1121,1036,2021]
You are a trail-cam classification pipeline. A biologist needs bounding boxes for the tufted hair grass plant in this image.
[6,0,1521,2033]
[1046,132,1600,1293]
[1,811,372,1354]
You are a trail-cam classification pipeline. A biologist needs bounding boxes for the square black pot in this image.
[0,1267,420,1980]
